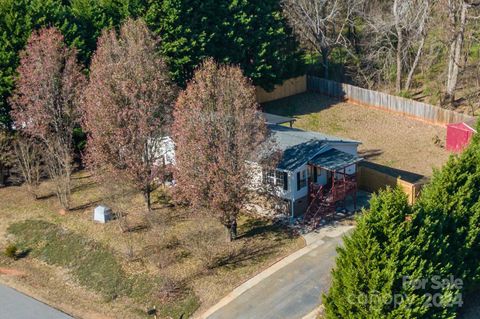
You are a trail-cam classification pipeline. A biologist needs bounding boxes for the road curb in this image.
[198,225,354,319]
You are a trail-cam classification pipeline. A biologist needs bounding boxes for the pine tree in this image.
[146,0,303,89]
[325,121,480,318]
[409,120,480,313]
[324,187,423,318]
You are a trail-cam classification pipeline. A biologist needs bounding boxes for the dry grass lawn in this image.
[264,93,451,177]
[0,173,303,318]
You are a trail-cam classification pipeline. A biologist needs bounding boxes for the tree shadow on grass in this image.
[237,218,296,241]
[71,181,96,193]
[262,92,343,119]
[69,199,102,212]
[213,241,279,269]
[15,248,32,260]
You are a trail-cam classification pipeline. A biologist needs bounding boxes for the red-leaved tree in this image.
[10,28,85,210]
[82,19,177,211]
[172,59,269,242]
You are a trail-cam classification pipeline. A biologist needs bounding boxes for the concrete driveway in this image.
[202,226,352,319]
[0,284,73,319]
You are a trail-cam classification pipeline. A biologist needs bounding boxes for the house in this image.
[250,116,362,218]
[159,113,363,219]
[446,118,477,152]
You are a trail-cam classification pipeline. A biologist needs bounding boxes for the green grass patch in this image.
[8,220,199,317]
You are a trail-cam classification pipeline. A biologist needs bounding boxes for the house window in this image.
[262,169,276,185]
[262,169,288,190]
[297,170,307,190]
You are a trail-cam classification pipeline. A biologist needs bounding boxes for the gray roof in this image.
[464,118,478,132]
[310,149,363,171]
[261,112,296,125]
[257,125,360,171]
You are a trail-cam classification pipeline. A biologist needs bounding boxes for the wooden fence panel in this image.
[256,75,307,103]
[357,164,426,204]
[307,76,476,125]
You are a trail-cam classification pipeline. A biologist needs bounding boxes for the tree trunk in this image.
[405,0,429,92]
[321,48,329,79]
[445,1,468,104]
[224,218,237,243]
[393,0,403,93]
[225,224,233,242]
[405,36,426,91]
[0,163,4,187]
[144,189,152,212]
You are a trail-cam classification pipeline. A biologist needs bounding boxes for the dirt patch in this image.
[264,93,451,177]
[0,267,25,276]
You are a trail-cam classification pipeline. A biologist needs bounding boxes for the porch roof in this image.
[309,149,363,171]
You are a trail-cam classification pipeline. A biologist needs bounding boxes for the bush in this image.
[4,244,17,259]
[323,188,429,318]
[325,123,480,319]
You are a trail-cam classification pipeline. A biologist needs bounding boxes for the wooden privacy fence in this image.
[357,162,426,204]
[308,76,476,125]
[256,75,307,103]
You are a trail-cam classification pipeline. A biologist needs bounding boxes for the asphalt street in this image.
[207,235,343,319]
[0,284,73,319]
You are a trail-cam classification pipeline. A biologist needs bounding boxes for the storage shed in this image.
[446,119,477,152]
[93,205,112,223]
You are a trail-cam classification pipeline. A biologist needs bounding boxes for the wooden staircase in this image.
[303,177,357,229]
[303,184,336,228]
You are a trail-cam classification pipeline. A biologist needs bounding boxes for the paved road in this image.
[0,284,73,319]
[207,235,343,319]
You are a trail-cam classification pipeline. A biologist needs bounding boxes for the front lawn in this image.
[0,172,303,318]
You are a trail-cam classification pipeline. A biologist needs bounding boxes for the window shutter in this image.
[297,172,301,190]
[313,167,318,183]
[283,172,288,191]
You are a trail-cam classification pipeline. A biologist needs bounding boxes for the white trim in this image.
[463,122,478,133]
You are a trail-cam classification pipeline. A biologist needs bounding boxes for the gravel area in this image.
[264,93,451,177]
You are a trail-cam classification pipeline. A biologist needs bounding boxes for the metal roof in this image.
[310,149,363,171]
[261,112,296,125]
[256,125,361,171]
[464,118,478,132]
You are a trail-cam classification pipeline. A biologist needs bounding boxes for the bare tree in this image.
[82,19,177,212]
[443,0,480,104]
[172,59,269,242]
[10,28,86,210]
[14,134,42,198]
[360,0,432,92]
[282,0,362,78]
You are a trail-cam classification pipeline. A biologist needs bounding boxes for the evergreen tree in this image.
[325,121,480,318]
[146,0,304,88]
[324,188,436,319]
[410,120,480,304]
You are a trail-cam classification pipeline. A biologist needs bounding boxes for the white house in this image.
[159,113,363,218]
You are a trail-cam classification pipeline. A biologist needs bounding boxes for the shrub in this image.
[4,244,17,259]
[325,120,480,319]
[323,188,432,318]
